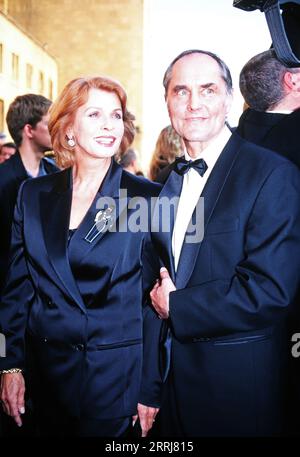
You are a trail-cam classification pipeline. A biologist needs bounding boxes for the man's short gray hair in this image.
[239,49,300,111]
[119,148,137,168]
[163,49,233,98]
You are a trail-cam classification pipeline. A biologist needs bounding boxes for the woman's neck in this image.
[72,157,112,192]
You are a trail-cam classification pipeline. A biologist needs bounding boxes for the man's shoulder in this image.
[0,157,14,175]
[0,156,19,188]
[21,167,66,195]
[231,133,300,189]
[269,107,300,134]
[233,131,295,166]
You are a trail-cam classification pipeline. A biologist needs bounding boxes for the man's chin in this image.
[184,135,208,143]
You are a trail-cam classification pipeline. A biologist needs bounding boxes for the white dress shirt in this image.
[172,126,232,271]
[266,109,292,114]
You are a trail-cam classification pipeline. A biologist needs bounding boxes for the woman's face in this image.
[70,88,125,160]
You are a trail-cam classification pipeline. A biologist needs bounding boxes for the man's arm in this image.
[138,233,163,435]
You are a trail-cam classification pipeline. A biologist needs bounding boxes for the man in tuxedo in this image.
[237,48,300,435]
[0,94,58,296]
[237,49,300,168]
[148,50,300,436]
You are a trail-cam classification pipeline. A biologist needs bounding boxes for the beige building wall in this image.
[3,0,144,153]
[0,11,57,137]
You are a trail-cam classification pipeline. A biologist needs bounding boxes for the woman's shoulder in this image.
[22,167,68,194]
[121,169,162,198]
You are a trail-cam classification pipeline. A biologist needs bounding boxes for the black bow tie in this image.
[174,157,208,177]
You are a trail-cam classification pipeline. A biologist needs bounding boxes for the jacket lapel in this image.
[42,156,59,174]
[175,134,242,289]
[152,167,183,283]
[40,168,86,312]
[11,151,28,184]
[66,161,128,267]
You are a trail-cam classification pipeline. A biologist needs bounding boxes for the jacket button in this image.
[47,300,55,309]
[75,344,85,351]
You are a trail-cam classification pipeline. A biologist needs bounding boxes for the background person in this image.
[118,147,143,175]
[236,47,300,435]
[0,142,17,164]
[0,94,58,296]
[237,49,300,168]
[148,125,183,182]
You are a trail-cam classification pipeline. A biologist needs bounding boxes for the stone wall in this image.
[2,0,143,147]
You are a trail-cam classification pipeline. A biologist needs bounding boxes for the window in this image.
[26,63,33,88]
[38,71,44,94]
[0,44,3,73]
[0,99,4,132]
[11,53,19,80]
[48,79,53,100]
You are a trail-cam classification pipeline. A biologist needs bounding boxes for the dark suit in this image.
[236,107,300,169]
[154,165,174,184]
[237,107,300,434]
[150,132,300,436]
[0,161,161,436]
[0,151,58,294]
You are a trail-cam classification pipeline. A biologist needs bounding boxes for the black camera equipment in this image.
[233,1,277,11]
[233,0,300,67]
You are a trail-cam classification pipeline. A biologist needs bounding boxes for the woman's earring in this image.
[67,137,76,147]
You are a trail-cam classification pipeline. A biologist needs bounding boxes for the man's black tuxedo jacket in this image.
[0,161,162,421]
[149,132,300,436]
[236,107,300,169]
[0,151,58,293]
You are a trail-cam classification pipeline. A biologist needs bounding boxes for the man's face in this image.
[166,53,232,152]
[31,113,52,152]
[0,146,16,161]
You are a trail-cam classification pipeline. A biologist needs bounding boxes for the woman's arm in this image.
[0,182,34,426]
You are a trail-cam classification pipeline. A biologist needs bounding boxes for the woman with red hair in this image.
[0,76,161,437]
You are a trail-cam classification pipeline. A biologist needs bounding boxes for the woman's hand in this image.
[0,372,25,427]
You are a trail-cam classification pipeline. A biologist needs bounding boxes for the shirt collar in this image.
[266,109,292,114]
[27,159,47,178]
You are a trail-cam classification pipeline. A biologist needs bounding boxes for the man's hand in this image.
[137,403,159,437]
[150,267,176,319]
[0,372,25,427]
